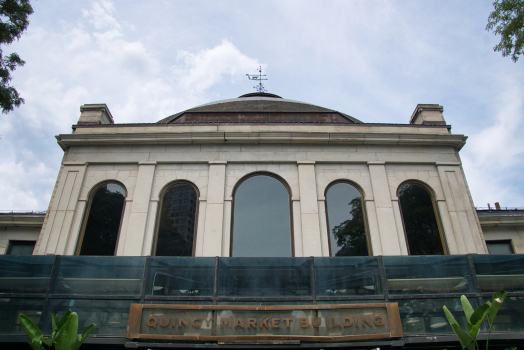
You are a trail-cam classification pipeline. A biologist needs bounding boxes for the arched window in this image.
[325,182,369,256]
[153,183,198,256]
[77,182,126,256]
[398,182,446,255]
[232,174,292,257]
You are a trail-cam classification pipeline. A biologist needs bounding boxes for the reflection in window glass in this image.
[487,241,514,254]
[325,183,368,256]
[155,184,197,256]
[233,175,291,257]
[79,183,125,256]
[7,241,35,255]
[398,183,444,255]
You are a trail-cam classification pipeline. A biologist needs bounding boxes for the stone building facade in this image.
[26,92,493,257]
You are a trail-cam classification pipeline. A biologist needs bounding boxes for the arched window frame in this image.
[397,180,448,255]
[76,180,127,256]
[152,180,200,257]
[230,172,295,257]
[324,180,371,257]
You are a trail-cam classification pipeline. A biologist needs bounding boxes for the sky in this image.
[0,0,523,211]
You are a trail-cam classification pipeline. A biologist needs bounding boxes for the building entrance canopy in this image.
[1,255,524,348]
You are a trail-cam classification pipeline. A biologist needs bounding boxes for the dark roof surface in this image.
[158,93,362,124]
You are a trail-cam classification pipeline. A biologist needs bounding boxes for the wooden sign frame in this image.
[127,303,403,343]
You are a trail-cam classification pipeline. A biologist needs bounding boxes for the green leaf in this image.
[488,289,508,325]
[461,295,474,321]
[80,323,95,341]
[57,310,72,330]
[54,312,79,350]
[450,323,476,350]
[51,313,57,332]
[42,337,53,347]
[470,303,489,325]
[18,314,43,342]
[468,303,489,339]
[29,339,43,350]
[503,347,517,350]
[72,323,95,350]
[443,306,460,327]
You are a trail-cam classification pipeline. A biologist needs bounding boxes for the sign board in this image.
[127,303,403,342]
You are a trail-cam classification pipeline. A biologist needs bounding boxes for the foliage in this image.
[331,197,367,256]
[443,290,516,350]
[0,0,33,113]
[18,310,95,350]
[486,0,524,62]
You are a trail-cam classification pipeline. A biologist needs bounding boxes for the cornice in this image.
[56,131,467,150]
[0,215,45,227]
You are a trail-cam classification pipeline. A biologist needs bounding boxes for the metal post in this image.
[213,256,219,305]
[39,255,61,330]
[377,256,389,302]
[310,257,317,304]
[140,256,150,303]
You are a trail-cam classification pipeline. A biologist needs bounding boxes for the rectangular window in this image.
[487,240,514,254]
[184,199,189,203]
[7,241,36,255]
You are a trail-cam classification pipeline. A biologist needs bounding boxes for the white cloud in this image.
[173,40,262,94]
[0,0,263,210]
[461,76,524,207]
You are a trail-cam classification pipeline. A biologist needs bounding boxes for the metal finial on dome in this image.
[246,66,267,92]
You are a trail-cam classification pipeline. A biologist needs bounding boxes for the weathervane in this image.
[246,66,267,92]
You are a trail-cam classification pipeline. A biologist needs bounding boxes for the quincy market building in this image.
[1,92,524,349]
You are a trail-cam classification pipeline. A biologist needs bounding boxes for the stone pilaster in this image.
[201,161,226,256]
[368,161,402,255]
[297,161,323,256]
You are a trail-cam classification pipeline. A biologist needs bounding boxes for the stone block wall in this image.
[35,142,488,257]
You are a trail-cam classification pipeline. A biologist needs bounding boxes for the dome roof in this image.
[157,93,361,124]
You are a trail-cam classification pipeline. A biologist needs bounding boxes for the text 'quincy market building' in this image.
[1,92,524,349]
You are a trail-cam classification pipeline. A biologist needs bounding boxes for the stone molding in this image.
[56,132,468,150]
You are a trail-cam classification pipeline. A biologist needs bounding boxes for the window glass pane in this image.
[487,241,513,254]
[489,296,524,332]
[218,258,311,297]
[0,256,55,294]
[314,257,382,296]
[79,183,125,256]
[233,176,291,257]
[394,298,481,335]
[145,257,215,297]
[155,184,197,256]
[52,256,145,296]
[0,298,45,335]
[472,255,524,293]
[383,256,475,295]
[325,183,368,256]
[43,299,137,336]
[398,183,444,255]
[8,242,35,255]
